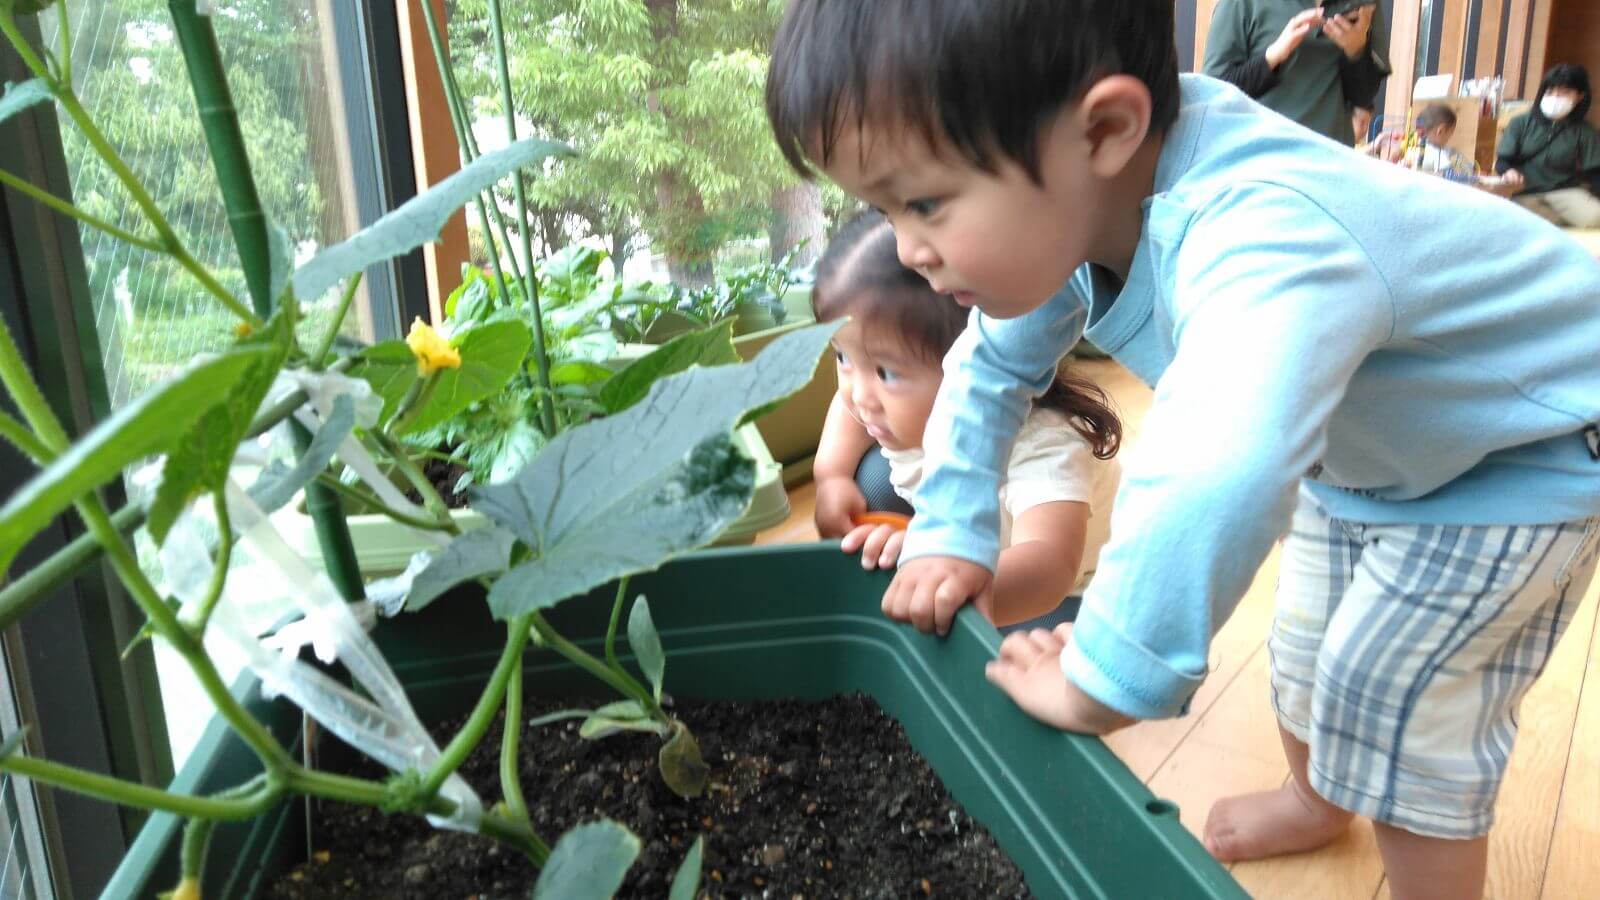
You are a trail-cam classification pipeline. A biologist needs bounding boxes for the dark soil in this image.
[266,694,1031,899]
[410,456,472,509]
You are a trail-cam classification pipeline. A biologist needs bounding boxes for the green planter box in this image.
[106,545,1242,899]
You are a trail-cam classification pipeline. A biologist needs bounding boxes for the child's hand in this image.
[813,476,867,538]
[841,519,907,570]
[985,625,1135,735]
[883,556,994,636]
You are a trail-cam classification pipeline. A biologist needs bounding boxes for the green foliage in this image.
[450,0,798,268]
[464,321,838,620]
[404,320,533,434]
[531,820,641,900]
[292,137,571,302]
[147,309,295,543]
[0,345,274,573]
[599,318,736,414]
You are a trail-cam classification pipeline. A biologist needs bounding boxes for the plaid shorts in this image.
[1270,492,1600,839]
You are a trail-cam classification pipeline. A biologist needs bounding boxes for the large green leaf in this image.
[400,320,531,435]
[668,836,704,900]
[471,322,839,620]
[148,313,294,543]
[0,79,50,124]
[598,320,738,415]
[0,347,276,573]
[532,821,640,900]
[292,137,572,302]
[347,341,416,427]
[405,526,516,613]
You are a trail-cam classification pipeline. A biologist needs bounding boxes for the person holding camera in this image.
[1204,0,1391,145]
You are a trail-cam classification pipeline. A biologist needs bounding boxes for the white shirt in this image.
[883,407,1120,591]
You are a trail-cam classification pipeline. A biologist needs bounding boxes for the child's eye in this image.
[876,366,899,384]
[834,349,850,367]
[905,198,942,217]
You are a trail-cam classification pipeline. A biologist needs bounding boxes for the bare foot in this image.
[1204,781,1353,862]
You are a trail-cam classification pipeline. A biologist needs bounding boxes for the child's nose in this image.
[850,378,880,412]
[895,230,940,274]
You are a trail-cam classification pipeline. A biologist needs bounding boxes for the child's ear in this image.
[1076,75,1154,179]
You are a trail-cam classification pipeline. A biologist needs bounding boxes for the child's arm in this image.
[989,501,1088,627]
[1050,186,1391,723]
[812,392,874,538]
[888,292,1089,634]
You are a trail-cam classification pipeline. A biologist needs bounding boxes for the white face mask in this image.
[1540,94,1577,120]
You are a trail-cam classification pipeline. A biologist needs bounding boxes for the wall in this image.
[1542,0,1600,125]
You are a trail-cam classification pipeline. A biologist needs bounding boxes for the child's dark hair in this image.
[766,0,1180,182]
[1537,63,1593,122]
[813,212,1121,459]
[1415,104,1457,132]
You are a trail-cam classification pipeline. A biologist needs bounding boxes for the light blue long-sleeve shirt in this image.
[902,75,1600,720]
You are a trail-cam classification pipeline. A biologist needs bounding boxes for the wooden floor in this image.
[754,360,1600,899]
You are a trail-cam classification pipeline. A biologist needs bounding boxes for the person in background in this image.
[1364,104,1479,184]
[1495,63,1600,227]
[1204,0,1390,145]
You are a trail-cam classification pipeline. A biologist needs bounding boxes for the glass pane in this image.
[444,0,845,314]
[40,0,380,411]
[34,0,382,768]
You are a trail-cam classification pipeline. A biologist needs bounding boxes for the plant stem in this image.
[413,0,531,309]
[297,420,368,603]
[311,272,362,370]
[0,359,349,633]
[82,496,295,770]
[531,613,663,720]
[486,0,557,437]
[0,754,278,820]
[181,817,213,879]
[0,503,142,632]
[54,0,72,85]
[0,169,165,253]
[189,491,234,635]
[312,474,454,532]
[0,11,51,84]
[284,764,549,863]
[388,371,441,437]
[0,409,52,463]
[370,430,453,525]
[500,661,530,826]
[604,577,628,674]
[0,313,72,454]
[167,1,272,318]
[417,616,531,800]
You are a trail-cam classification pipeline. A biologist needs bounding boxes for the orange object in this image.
[852,512,911,531]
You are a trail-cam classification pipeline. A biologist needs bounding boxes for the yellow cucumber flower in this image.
[406,318,461,376]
